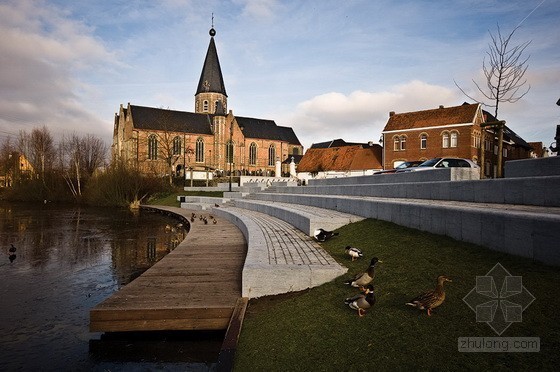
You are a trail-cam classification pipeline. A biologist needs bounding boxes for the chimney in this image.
[439,105,444,109]
[389,111,395,117]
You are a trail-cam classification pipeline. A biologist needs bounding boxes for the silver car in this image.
[396,157,479,172]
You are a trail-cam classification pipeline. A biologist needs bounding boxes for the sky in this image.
[1,0,559,151]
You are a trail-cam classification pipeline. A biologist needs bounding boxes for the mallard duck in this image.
[345,284,376,317]
[345,246,363,261]
[406,275,452,316]
[344,257,382,288]
[313,228,339,242]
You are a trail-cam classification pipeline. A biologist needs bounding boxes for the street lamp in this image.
[229,118,233,192]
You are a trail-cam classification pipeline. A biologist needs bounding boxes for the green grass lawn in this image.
[234,219,560,371]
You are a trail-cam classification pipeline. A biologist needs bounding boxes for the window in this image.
[503,147,508,158]
[450,132,458,147]
[226,140,234,163]
[400,136,406,151]
[393,136,400,151]
[148,135,158,160]
[292,147,299,155]
[196,138,204,162]
[215,100,220,112]
[249,142,257,165]
[203,100,209,112]
[268,144,276,166]
[420,133,427,149]
[442,132,449,148]
[172,136,181,155]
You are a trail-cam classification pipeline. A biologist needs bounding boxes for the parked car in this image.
[374,161,423,174]
[396,157,479,172]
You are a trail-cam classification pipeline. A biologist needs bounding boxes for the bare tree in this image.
[456,24,531,119]
[61,133,108,198]
[18,126,56,183]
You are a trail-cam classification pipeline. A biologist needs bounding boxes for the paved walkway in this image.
[211,205,348,298]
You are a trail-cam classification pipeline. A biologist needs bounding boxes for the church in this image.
[112,27,303,179]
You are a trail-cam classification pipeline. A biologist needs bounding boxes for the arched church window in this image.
[196,138,204,162]
[268,144,276,166]
[249,142,257,165]
[203,100,209,112]
[148,134,158,160]
[226,140,234,163]
[173,136,182,155]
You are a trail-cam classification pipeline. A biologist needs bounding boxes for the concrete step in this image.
[247,192,560,266]
[233,198,363,236]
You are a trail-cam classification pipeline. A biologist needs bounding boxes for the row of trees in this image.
[0,126,107,201]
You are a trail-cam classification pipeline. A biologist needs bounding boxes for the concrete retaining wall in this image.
[266,176,560,207]
[505,156,560,178]
[308,167,479,186]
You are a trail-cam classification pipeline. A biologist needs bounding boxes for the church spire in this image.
[196,27,227,98]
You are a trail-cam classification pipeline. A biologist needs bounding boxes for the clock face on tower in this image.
[203,80,210,92]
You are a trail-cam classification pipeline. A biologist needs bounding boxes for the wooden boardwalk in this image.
[90,205,247,332]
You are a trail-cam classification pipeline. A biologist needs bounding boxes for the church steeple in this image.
[195,26,227,114]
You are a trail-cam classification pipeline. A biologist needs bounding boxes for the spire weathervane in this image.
[210,13,216,36]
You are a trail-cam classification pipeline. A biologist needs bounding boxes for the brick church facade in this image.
[112,27,302,178]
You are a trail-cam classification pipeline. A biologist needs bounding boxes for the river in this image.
[0,202,221,371]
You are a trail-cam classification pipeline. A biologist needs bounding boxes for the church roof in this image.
[129,105,214,135]
[196,32,227,97]
[236,116,302,145]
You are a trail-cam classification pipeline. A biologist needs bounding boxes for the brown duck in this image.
[406,275,452,316]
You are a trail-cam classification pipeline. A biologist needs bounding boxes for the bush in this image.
[83,163,170,207]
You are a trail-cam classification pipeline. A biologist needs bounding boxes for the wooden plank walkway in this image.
[90,205,247,332]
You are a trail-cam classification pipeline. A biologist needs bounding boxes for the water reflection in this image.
[0,202,219,371]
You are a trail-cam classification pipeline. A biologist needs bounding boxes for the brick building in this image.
[381,103,533,177]
[112,27,302,178]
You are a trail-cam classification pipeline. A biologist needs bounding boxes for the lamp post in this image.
[229,118,233,192]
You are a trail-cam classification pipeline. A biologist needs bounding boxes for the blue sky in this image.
[1,0,558,150]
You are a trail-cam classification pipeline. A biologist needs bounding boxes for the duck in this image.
[190,216,195,222]
[345,246,363,261]
[212,218,217,224]
[344,257,382,288]
[203,217,208,225]
[406,275,452,316]
[345,284,376,317]
[313,228,339,242]
[9,244,17,253]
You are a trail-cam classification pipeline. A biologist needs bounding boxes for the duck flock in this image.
[312,228,451,317]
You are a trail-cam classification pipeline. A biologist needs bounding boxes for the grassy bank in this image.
[234,219,560,370]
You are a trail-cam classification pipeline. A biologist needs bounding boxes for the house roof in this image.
[383,103,480,132]
[196,33,227,97]
[129,105,214,135]
[310,138,377,149]
[502,125,532,150]
[297,145,382,173]
[236,116,302,145]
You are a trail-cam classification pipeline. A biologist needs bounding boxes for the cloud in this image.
[233,0,281,20]
[284,81,460,149]
[0,0,116,142]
